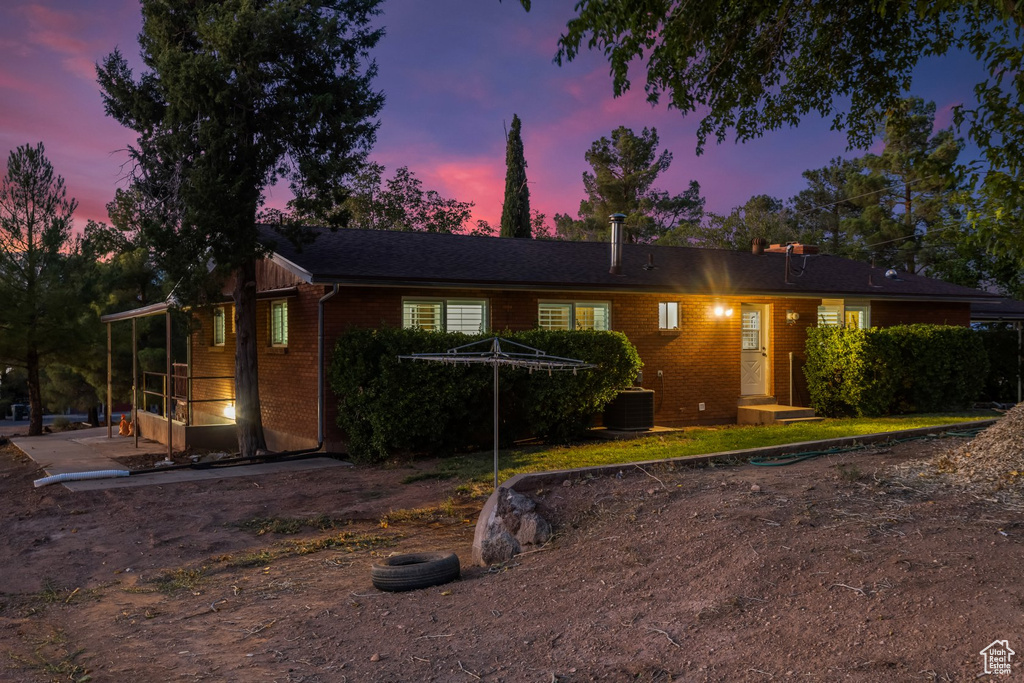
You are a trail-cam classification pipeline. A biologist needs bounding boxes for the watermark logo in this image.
[980,640,1015,676]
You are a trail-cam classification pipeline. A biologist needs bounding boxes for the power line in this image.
[794,174,939,217]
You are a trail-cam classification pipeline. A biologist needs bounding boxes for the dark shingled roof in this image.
[971,297,1024,321]
[259,225,999,301]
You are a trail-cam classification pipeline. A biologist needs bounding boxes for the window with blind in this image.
[845,305,869,329]
[817,299,870,329]
[658,302,679,330]
[538,302,610,331]
[402,299,488,334]
[817,305,841,327]
[212,307,226,346]
[270,300,288,347]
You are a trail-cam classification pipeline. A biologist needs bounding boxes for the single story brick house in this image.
[167,225,1014,453]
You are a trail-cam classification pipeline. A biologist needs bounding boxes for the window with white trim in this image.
[658,302,679,330]
[402,299,488,334]
[538,302,610,331]
[270,300,288,347]
[845,305,870,329]
[817,299,870,329]
[212,306,226,346]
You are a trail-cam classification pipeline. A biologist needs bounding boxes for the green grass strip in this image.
[410,411,999,489]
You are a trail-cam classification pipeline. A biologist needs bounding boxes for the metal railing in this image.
[141,368,234,426]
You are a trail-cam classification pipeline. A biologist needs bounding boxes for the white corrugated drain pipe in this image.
[34,470,130,488]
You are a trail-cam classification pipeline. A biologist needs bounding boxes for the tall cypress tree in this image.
[500,114,531,238]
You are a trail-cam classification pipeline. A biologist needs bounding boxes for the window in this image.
[817,299,870,329]
[741,309,761,349]
[445,300,487,333]
[403,301,443,331]
[538,303,572,330]
[658,302,679,330]
[270,300,288,346]
[402,299,488,334]
[538,302,610,331]
[817,304,841,327]
[845,305,870,329]
[212,307,226,346]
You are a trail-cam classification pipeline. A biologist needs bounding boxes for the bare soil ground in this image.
[0,434,1022,682]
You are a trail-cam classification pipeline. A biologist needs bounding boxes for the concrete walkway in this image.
[11,427,349,491]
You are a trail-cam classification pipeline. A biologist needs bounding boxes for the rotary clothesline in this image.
[399,337,594,489]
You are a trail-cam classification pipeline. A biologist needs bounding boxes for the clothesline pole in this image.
[493,358,499,490]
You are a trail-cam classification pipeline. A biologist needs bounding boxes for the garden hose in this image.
[748,425,986,467]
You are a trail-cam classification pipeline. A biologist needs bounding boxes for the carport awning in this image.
[100,302,170,323]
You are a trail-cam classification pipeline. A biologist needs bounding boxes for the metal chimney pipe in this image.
[609,213,626,275]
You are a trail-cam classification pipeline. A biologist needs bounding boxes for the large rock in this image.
[515,511,551,546]
[477,524,521,565]
[472,485,551,566]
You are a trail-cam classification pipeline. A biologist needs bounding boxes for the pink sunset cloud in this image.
[428,159,507,228]
[20,4,100,82]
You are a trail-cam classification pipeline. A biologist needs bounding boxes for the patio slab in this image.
[11,427,350,491]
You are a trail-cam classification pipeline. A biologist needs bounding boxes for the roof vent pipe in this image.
[784,243,794,285]
[751,237,767,255]
[609,213,626,276]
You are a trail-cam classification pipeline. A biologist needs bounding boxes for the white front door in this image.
[740,304,768,396]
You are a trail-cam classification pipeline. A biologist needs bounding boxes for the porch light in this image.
[713,305,733,318]
[224,402,236,420]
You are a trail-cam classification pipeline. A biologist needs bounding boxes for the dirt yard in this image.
[0,434,1022,682]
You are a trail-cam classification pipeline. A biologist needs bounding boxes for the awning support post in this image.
[132,317,138,449]
[106,322,112,438]
[165,310,172,461]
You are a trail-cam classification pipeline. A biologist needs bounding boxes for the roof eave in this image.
[302,274,994,302]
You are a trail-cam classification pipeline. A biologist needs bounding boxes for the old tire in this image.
[371,552,461,592]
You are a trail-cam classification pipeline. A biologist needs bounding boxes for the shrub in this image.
[975,324,1021,402]
[329,328,641,462]
[804,324,987,417]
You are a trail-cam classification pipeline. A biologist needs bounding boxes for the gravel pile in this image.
[928,404,1024,491]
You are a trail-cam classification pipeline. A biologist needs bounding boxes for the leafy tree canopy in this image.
[845,98,963,274]
[555,126,703,242]
[524,0,1024,271]
[333,163,475,233]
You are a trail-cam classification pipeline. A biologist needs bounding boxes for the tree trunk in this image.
[233,257,266,456]
[26,351,43,436]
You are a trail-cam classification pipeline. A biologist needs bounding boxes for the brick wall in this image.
[189,306,236,427]
[319,288,823,438]
[189,277,323,451]
[191,268,975,450]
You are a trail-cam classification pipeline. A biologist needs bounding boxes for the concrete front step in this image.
[737,395,778,407]
[737,403,818,425]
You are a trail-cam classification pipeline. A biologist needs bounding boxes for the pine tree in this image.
[0,143,91,435]
[97,0,384,456]
[500,114,531,238]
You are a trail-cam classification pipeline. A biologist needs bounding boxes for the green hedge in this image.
[329,328,642,462]
[976,325,1021,402]
[804,324,988,417]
